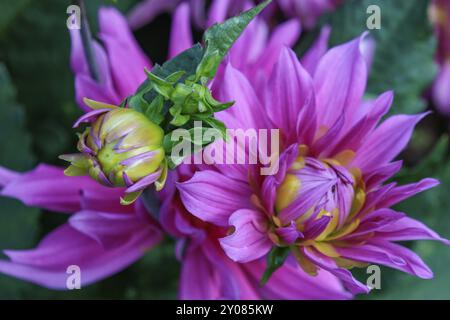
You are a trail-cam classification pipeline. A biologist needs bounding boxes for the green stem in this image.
[73,0,100,82]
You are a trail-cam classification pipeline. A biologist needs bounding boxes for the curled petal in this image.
[220,209,272,263]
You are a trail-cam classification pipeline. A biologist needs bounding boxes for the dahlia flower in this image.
[0,5,348,299]
[128,0,341,30]
[177,33,450,293]
[430,0,450,116]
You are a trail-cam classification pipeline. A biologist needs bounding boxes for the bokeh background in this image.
[0,0,449,299]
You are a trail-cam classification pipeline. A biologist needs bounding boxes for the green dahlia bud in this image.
[60,99,167,205]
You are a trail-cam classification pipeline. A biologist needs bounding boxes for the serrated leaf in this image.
[198,0,271,79]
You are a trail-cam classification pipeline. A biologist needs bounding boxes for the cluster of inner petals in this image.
[261,145,368,272]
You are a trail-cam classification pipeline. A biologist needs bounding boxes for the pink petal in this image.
[177,170,253,226]
[0,165,99,214]
[313,34,368,129]
[266,47,315,144]
[301,25,331,75]
[0,223,161,289]
[352,113,428,173]
[169,3,194,59]
[219,209,271,263]
[99,7,152,98]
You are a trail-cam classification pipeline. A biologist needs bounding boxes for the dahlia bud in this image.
[60,100,167,205]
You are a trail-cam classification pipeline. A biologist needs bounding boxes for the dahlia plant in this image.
[177,35,450,293]
[0,0,448,299]
[0,2,350,299]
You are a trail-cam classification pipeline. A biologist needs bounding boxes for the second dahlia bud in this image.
[60,100,167,205]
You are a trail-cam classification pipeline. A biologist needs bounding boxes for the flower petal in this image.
[99,7,152,98]
[266,47,315,144]
[352,113,428,173]
[220,209,271,263]
[313,34,368,129]
[303,247,370,294]
[177,170,253,226]
[0,223,161,289]
[169,3,194,58]
[0,165,99,214]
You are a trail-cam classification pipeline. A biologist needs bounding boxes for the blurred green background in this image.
[0,0,449,299]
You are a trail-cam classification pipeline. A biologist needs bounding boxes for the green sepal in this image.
[260,246,291,285]
[145,95,165,125]
[120,191,142,206]
[59,153,91,176]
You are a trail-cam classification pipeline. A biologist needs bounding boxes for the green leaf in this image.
[198,0,271,79]
[317,0,437,115]
[260,246,291,285]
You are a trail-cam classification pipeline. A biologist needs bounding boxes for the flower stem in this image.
[73,0,101,82]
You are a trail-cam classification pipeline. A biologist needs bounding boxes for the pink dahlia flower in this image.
[0,6,348,299]
[159,170,350,299]
[177,32,450,294]
[430,0,450,117]
[128,0,342,30]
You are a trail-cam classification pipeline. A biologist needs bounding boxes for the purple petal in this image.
[303,247,370,294]
[177,170,253,226]
[276,222,304,244]
[338,240,434,279]
[304,216,332,239]
[0,167,19,187]
[245,258,352,300]
[213,63,269,130]
[73,108,110,128]
[179,244,222,299]
[254,19,301,77]
[329,91,394,155]
[352,113,428,173]
[68,210,148,249]
[125,168,162,193]
[376,178,440,209]
[169,3,194,59]
[364,160,403,190]
[127,0,180,30]
[99,7,152,98]
[343,208,405,240]
[219,209,272,263]
[0,223,161,289]
[432,62,450,117]
[313,34,368,129]
[69,30,121,110]
[374,216,450,245]
[0,165,99,214]
[266,47,315,144]
[301,25,331,75]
